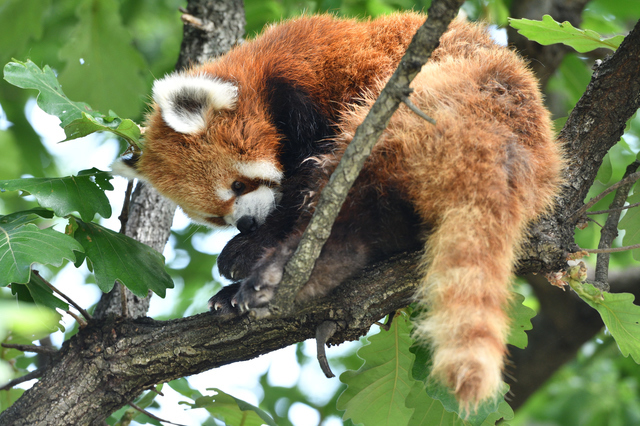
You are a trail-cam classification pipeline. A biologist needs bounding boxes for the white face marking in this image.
[235,161,283,182]
[216,188,234,202]
[152,73,238,134]
[226,186,279,227]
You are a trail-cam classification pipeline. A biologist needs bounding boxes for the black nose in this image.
[237,216,258,234]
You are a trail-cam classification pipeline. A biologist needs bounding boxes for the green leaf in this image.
[0,208,54,229]
[0,301,59,337]
[3,59,96,127]
[64,112,141,146]
[0,214,83,287]
[0,168,113,221]
[168,377,204,401]
[337,311,416,426]
[506,292,536,350]
[571,281,640,363]
[12,272,69,313]
[72,218,173,297]
[58,0,147,118]
[619,190,640,261]
[183,388,276,426]
[509,15,624,52]
[405,381,514,426]
[3,60,141,146]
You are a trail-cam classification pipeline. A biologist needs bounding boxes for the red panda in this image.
[113,12,564,409]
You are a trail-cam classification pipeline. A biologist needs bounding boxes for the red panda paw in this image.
[208,282,242,315]
[217,232,274,281]
[209,249,289,314]
[231,260,284,312]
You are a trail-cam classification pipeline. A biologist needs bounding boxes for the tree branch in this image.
[0,252,420,424]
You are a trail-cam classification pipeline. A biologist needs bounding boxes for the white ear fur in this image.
[110,158,145,181]
[152,73,238,134]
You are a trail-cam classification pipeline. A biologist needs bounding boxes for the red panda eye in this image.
[231,181,246,195]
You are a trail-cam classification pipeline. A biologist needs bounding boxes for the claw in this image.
[231,298,237,307]
[254,285,261,291]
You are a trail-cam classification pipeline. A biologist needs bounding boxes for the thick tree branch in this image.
[0,253,420,424]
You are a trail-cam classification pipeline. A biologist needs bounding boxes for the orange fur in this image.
[117,13,564,409]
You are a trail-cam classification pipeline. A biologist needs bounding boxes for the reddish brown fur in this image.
[324,22,563,408]
[126,13,564,409]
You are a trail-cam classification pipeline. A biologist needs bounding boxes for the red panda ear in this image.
[152,73,238,134]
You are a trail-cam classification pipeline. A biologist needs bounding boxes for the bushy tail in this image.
[413,204,523,410]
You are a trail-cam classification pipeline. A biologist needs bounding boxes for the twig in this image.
[120,283,129,318]
[0,368,43,391]
[402,96,436,124]
[128,401,189,426]
[65,310,87,328]
[315,321,338,378]
[118,179,134,234]
[584,243,640,254]
[33,270,92,321]
[587,201,640,215]
[180,12,215,32]
[570,170,640,221]
[1,343,57,355]
[374,311,396,331]
[270,0,466,314]
[593,161,640,285]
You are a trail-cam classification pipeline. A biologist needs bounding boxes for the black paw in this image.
[218,233,268,280]
[208,261,284,314]
[208,283,242,315]
[230,270,279,312]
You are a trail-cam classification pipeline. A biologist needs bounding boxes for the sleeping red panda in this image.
[113,12,564,409]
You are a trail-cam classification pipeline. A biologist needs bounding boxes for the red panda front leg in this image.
[210,218,373,313]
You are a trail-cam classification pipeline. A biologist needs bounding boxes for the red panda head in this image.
[112,71,284,234]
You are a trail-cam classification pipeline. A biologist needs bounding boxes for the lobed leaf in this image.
[572,281,640,363]
[3,60,141,147]
[184,388,277,426]
[509,15,624,53]
[72,218,173,297]
[0,213,83,287]
[3,59,95,127]
[0,168,113,222]
[506,292,536,350]
[64,112,141,146]
[58,0,147,118]
[337,311,416,426]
